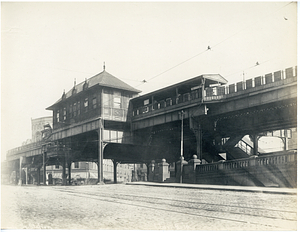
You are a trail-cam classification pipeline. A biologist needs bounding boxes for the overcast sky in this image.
[1,2,297,160]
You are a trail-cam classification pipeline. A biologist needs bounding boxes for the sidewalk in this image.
[126,181,297,195]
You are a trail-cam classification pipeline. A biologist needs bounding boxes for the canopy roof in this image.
[104,143,178,163]
[131,73,227,102]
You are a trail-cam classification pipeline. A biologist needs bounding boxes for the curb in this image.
[126,182,297,195]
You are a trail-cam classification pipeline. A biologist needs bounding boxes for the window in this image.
[84,98,89,112]
[92,97,97,109]
[74,162,79,169]
[69,104,72,117]
[55,165,59,169]
[104,89,113,107]
[114,96,121,108]
[73,102,77,117]
[111,130,117,142]
[56,111,60,122]
[113,91,121,108]
[77,101,80,115]
[144,99,149,105]
[63,107,67,120]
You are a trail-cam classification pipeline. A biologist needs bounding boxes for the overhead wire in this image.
[51,1,295,146]
[133,1,294,89]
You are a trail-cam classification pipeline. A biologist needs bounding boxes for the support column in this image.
[113,160,118,184]
[68,162,72,185]
[252,134,259,156]
[148,160,155,182]
[62,157,66,185]
[176,157,188,183]
[282,137,288,151]
[25,168,28,185]
[43,151,46,185]
[19,157,23,186]
[197,124,203,163]
[14,163,18,185]
[98,118,104,184]
[37,167,40,186]
[189,117,202,162]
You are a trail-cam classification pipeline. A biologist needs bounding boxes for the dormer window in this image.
[62,91,66,100]
[83,81,88,91]
[72,87,77,95]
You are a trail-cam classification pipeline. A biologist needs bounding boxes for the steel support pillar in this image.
[19,157,23,186]
[43,152,46,185]
[68,162,72,185]
[252,134,259,156]
[113,160,118,184]
[197,125,203,162]
[37,167,40,185]
[282,137,288,151]
[62,157,66,185]
[189,117,203,162]
[25,168,28,185]
[97,118,104,184]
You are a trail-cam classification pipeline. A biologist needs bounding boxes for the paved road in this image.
[1,184,297,230]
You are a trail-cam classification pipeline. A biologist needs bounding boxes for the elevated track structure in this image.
[5,66,297,187]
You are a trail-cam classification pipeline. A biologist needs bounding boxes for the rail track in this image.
[49,185,296,230]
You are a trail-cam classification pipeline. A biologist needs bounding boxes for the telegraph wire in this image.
[134,1,294,88]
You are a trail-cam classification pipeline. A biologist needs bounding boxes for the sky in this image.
[1,2,297,161]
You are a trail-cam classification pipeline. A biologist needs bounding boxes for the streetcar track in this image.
[52,188,292,229]
[52,186,296,214]
[61,188,296,221]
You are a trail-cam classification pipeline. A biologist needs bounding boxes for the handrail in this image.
[236,140,254,156]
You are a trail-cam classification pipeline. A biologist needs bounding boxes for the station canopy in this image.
[103,143,178,163]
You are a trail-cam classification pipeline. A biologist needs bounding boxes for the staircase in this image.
[223,136,256,160]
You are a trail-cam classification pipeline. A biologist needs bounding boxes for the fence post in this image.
[158,159,170,182]
[188,155,201,183]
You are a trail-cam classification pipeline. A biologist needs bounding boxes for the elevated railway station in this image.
[5,66,297,188]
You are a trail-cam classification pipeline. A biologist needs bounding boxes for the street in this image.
[1,184,297,230]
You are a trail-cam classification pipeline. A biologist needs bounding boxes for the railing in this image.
[6,141,43,156]
[196,150,296,173]
[133,90,202,116]
[132,66,297,117]
[204,66,297,101]
[235,140,253,156]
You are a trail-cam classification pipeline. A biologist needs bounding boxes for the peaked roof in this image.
[47,70,141,109]
[88,70,141,93]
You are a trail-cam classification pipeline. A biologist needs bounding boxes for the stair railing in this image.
[235,140,255,156]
